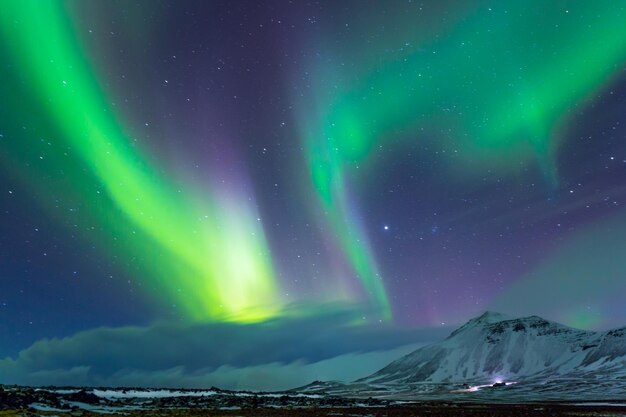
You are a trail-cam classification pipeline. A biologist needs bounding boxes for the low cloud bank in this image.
[0,307,449,390]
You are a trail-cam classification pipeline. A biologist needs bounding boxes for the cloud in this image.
[0,348,418,391]
[0,305,449,390]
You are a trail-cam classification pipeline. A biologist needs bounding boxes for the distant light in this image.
[383,225,389,231]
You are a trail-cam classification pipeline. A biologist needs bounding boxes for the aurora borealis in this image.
[0,1,279,323]
[298,1,626,320]
[2,0,626,388]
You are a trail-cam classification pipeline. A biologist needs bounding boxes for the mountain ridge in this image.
[360,311,626,386]
[295,311,626,401]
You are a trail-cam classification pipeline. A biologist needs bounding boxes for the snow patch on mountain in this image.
[361,312,626,386]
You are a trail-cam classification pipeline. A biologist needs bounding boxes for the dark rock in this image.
[63,389,101,404]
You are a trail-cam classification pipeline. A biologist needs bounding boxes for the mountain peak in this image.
[362,312,626,389]
[474,311,509,324]
[446,311,511,338]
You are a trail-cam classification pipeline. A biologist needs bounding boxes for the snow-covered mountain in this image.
[361,311,626,385]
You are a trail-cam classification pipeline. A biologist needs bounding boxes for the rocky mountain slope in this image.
[361,311,626,385]
[297,312,626,401]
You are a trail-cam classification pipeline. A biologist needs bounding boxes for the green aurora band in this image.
[2,1,626,326]
[0,1,279,322]
[299,1,626,319]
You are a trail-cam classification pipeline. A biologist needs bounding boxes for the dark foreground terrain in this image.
[2,386,626,416]
[3,403,626,416]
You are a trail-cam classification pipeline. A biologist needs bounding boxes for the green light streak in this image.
[298,2,626,319]
[0,1,279,322]
[314,2,626,170]
[306,125,391,320]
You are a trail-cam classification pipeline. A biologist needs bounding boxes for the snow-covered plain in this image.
[93,388,219,399]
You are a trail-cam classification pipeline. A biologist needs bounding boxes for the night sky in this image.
[2,0,626,389]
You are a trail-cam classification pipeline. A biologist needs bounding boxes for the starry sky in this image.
[2,0,626,389]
